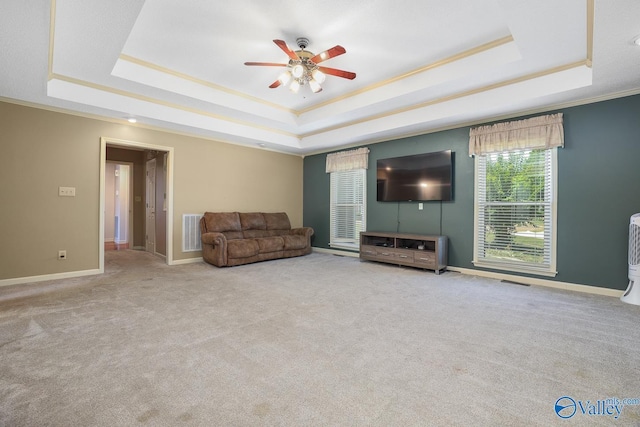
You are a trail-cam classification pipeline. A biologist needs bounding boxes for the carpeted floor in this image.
[1,250,639,426]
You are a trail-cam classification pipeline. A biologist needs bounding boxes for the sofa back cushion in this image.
[264,212,291,231]
[202,212,243,240]
[243,229,278,239]
[239,213,266,230]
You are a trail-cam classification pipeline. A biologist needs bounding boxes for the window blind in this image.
[330,169,366,249]
[475,149,556,274]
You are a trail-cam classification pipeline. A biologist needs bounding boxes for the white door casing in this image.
[99,137,175,272]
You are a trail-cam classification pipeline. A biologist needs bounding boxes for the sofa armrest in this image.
[201,232,228,266]
[202,232,226,246]
[291,227,314,239]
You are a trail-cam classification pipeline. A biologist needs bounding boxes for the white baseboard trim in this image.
[170,257,204,265]
[2,253,621,299]
[447,266,624,298]
[0,269,102,288]
[312,247,360,258]
[311,247,623,298]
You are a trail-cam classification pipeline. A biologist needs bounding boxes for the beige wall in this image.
[0,101,303,281]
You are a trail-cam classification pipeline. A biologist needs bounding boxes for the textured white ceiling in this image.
[1,0,640,154]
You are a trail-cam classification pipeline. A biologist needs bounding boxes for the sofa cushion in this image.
[227,239,259,258]
[264,212,291,230]
[243,229,274,239]
[223,231,244,240]
[255,236,284,253]
[203,212,241,233]
[282,234,308,250]
[239,212,266,230]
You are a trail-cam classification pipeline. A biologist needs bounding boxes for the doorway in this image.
[99,137,174,273]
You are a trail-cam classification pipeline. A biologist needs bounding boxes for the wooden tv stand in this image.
[360,231,448,274]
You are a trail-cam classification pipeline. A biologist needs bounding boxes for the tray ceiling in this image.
[2,0,640,154]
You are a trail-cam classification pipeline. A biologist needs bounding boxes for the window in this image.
[470,113,562,277]
[326,147,370,251]
[330,169,366,250]
[474,148,557,275]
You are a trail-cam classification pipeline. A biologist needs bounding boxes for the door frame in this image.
[99,137,174,272]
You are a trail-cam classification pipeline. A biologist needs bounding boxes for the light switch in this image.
[59,186,76,197]
[418,203,424,210]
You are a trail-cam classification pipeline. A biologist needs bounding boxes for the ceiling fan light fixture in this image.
[290,80,301,93]
[311,68,326,84]
[309,79,322,93]
[291,64,305,79]
[278,71,292,85]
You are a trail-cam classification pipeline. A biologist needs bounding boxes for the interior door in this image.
[146,158,156,253]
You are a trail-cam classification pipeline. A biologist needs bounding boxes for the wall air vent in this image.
[182,214,203,252]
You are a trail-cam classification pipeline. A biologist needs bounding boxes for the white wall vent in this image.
[182,214,203,252]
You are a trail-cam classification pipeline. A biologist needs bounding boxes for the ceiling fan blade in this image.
[273,39,300,61]
[317,66,356,80]
[310,45,346,64]
[269,79,282,89]
[244,62,288,67]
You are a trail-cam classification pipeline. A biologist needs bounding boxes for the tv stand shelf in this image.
[360,231,448,274]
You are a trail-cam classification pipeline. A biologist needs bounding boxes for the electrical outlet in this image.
[59,187,76,197]
[58,250,67,260]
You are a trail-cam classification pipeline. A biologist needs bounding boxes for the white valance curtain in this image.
[469,113,564,156]
[325,147,370,173]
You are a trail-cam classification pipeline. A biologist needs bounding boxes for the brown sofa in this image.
[199,212,314,267]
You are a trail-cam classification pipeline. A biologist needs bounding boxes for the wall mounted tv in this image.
[377,150,453,202]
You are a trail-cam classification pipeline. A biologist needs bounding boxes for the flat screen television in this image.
[377,150,453,202]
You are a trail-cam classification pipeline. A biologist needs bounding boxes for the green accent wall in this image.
[303,94,640,291]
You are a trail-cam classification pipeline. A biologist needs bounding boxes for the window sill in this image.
[330,243,360,251]
[472,260,557,278]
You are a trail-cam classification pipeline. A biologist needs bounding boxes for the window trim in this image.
[472,148,558,277]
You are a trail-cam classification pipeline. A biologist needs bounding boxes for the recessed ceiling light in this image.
[127,117,137,123]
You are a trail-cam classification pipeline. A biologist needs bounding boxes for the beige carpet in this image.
[1,250,639,426]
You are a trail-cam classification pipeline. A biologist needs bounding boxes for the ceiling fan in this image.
[244,37,356,94]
